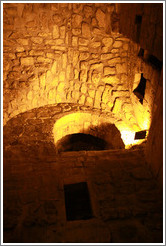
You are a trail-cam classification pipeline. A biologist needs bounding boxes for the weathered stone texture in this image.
[3,1,161,147]
[3,105,163,243]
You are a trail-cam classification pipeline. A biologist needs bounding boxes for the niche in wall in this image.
[133,73,147,104]
[56,133,107,152]
[134,130,147,140]
[64,182,93,221]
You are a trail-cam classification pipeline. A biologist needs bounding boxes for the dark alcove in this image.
[56,133,107,152]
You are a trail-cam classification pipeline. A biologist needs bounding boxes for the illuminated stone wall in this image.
[3,3,138,130]
[117,3,163,187]
[3,3,163,243]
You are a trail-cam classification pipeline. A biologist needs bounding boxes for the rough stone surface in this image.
[3,2,141,130]
[3,105,163,243]
[3,3,163,212]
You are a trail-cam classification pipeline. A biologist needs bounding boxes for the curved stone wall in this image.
[3,3,137,127]
[3,2,161,143]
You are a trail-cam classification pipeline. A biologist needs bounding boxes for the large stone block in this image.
[16,47,25,52]
[92,28,102,35]
[79,46,89,51]
[113,40,123,48]
[52,14,62,24]
[94,85,104,108]
[51,45,66,51]
[102,37,113,47]
[92,17,97,26]
[72,28,81,36]
[91,70,101,84]
[112,98,123,114]
[46,53,55,59]
[80,70,87,82]
[72,90,80,100]
[31,37,43,44]
[80,61,88,70]
[60,26,66,38]
[72,36,78,46]
[90,62,103,71]
[74,69,79,79]
[21,57,34,66]
[101,53,113,60]
[57,82,65,94]
[7,71,20,79]
[102,75,119,85]
[53,25,60,39]
[88,89,95,98]
[37,57,52,63]
[112,90,129,97]
[29,50,44,56]
[82,22,91,38]
[84,5,93,18]
[73,3,83,14]
[79,94,85,104]
[96,9,106,28]
[51,61,57,74]
[79,52,90,60]
[17,39,29,46]
[104,66,116,76]
[116,63,127,74]
[62,53,67,69]
[108,57,121,65]
[86,96,93,106]
[72,14,83,28]
[90,42,101,49]
[59,71,65,82]
[81,83,87,94]
[102,84,112,104]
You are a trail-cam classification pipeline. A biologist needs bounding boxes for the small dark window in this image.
[64,182,93,221]
[133,73,146,103]
[138,48,144,57]
[134,130,147,140]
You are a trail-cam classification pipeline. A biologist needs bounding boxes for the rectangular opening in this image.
[133,73,146,103]
[134,130,147,140]
[138,48,144,57]
[64,182,93,221]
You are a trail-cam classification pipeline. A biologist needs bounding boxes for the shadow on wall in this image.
[56,123,125,153]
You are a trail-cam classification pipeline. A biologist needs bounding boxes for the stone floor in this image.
[3,147,163,243]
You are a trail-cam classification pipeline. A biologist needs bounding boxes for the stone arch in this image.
[52,110,144,150]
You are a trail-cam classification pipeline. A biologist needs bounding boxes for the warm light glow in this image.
[120,130,146,149]
[120,130,135,147]
[53,112,109,145]
[53,112,147,150]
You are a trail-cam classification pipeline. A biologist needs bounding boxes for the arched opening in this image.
[56,133,108,152]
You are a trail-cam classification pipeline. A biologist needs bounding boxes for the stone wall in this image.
[118,3,163,60]
[3,108,163,243]
[145,74,163,188]
[3,3,139,131]
[117,3,163,187]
